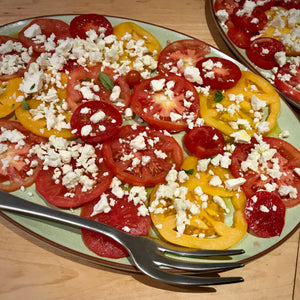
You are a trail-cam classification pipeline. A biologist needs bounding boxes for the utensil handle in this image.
[0,190,130,247]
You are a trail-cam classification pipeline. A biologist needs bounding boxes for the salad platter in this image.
[0,14,299,272]
[210,0,300,109]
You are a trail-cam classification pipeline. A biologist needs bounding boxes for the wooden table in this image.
[0,0,299,299]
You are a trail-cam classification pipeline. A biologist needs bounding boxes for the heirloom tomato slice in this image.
[0,120,45,192]
[130,73,200,132]
[81,189,151,258]
[230,136,300,208]
[102,125,184,186]
[157,39,210,76]
[70,14,113,39]
[150,156,248,250]
[70,100,123,143]
[67,65,130,114]
[18,18,71,53]
[245,191,286,238]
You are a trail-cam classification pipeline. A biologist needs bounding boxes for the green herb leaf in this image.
[30,83,36,90]
[10,103,15,109]
[22,99,30,110]
[214,90,224,103]
[183,169,194,175]
[99,71,114,91]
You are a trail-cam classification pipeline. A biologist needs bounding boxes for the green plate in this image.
[0,15,299,272]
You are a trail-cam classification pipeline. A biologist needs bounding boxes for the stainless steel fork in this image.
[0,190,245,287]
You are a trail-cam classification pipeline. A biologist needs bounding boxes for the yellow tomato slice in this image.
[149,156,247,250]
[15,99,74,138]
[113,22,161,75]
[0,78,25,118]
[199,71,281,139]
[261,7,300,56]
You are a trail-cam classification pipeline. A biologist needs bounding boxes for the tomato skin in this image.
[246,37,286,70]
[227,26,252,49]
[131,73,200,132]
[67,65,130,114]
[157,39,211,76]
[196,57,242,90]
[70,100,123,143]
[231,7,268,33]
[125,70,141,87]
[102,125,184,186]
[230,137,300,208]
[274,63,300,104]
[0,120,45,192]
[70,14,113,39]
[81,190,151,258]
[18,19,71,53]
[245,191,286,238]
[183,126,226,159]
[35,145,113,208]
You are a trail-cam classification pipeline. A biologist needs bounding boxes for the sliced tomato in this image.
[157,39,211,76]
[196,57,242,90]
[274,63,300,104]
[130,73,200,132]
[227,26,252,49]
[183,126,226,159]
[214,0,240,16]
[81,189,151,258]
[240,0,276,11]
[246,37,286,70]
[231,6,268,33]
[102,125,184,186]
[0,120,45,192]
[276,0,300,9]
[18,18,71,53]
[66,65,130,114]
[0,36,34,80]
[70,100,122,143]
[245,191,286,238]
[70,14,113,39]
[230,136,300,208]
[35,143,113,208]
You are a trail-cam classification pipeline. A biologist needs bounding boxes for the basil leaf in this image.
[99,71,114,91]
[22,99,30,110]
[183,169,194,175]
[214,90,224,103]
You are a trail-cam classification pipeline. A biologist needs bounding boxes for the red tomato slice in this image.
[0,36,35,80]
[102,125,184,186]
[18,18,71,53]
[245,191,286,238]
[231,6,267,33]
[274,63,300,104]
[214,0,240,16]
[196,57,242,90]
[130,73,200,132]
[246,37,286,70]
[70,100,122,143]
[35,143,113,208]
[0,120,45,192]
[183,126,226,159]
[70,14,113,39]
[227,26,252,49]
[230,136,300,208]
[66,65,130,114]
[276,0,300,9]
[240,0,276,11]
[157,39,211,76]
[81,189,151,258]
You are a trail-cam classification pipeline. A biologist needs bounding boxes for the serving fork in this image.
[0,190,245,287]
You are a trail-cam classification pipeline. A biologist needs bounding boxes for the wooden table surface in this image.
[0,0,299,299]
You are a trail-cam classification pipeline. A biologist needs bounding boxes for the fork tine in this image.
[154,239,245,258]
[140,265,244,286]
[153,255,244,272]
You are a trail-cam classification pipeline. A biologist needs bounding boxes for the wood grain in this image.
[0,0,299,299]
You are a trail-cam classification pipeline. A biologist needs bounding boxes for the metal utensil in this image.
[0,190,245,287]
